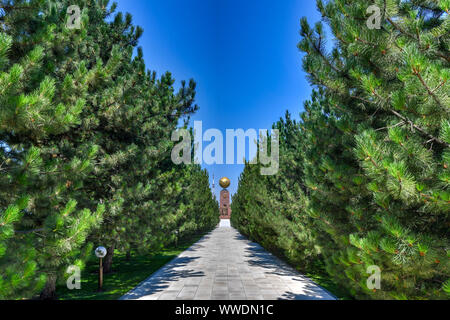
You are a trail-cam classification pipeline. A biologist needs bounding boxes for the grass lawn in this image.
[57,232,208,300]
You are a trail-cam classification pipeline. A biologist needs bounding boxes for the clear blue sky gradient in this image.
[114,0,323,199]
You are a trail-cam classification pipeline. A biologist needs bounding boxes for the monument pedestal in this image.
[220,189,231,219]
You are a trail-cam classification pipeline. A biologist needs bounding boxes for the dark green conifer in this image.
[233,0,449,299]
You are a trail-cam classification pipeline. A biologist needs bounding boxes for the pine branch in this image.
[14,228,44,234]
[364,90,449,148]
[0,5,37,11]
[390,109,449,147]
[412,68,445,109]
[435,52,450,63]
[309,35,351,81]
[375,121,405,132]
[387,17,417,40]
[431,80,446,94]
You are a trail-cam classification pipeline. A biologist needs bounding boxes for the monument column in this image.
[219,177,231,219]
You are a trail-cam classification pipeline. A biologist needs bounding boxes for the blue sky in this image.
[114,0,323,199]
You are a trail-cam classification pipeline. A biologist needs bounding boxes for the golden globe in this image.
[219,177,230,189]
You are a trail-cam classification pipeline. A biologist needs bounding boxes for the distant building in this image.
[219,177,231,219]
[220,189,231,219]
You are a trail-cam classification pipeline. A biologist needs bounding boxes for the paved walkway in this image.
[121,220,336,300]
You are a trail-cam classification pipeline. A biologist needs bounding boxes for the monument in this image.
[219,177,231,219]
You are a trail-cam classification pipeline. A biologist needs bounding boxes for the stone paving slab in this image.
[120,220,336,300]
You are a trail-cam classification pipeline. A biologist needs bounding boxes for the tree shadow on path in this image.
[120,255,203,300]
[235,233,336,300]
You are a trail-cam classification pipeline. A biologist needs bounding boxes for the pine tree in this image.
[233,0,449,299]
[298,0,449,299]
[231,113,318,269]
[181,165,220,235]
[0,14,104,299]
[119,138,219,259]
[1,0,218,299]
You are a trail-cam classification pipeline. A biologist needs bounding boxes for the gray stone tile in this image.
[194,293,212,300]
[263,295,279,300]
[260,289,278,295]
[121,222,336,301]
[229,282,244,288]
[245,295,264,300]
[230,294,247,300]
[243,285,259,291]
[212,288,228,294]
[158,293,179,300]
[197,285,213,291]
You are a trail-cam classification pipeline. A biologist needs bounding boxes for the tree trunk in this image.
[39,274,57,300]
[103,244,115,274]
[125,250,131,261]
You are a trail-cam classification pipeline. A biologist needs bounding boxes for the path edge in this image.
[119,225,218,300]
[232,225,338,300]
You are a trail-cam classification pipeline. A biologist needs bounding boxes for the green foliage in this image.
[0,0,218,299]
[232,112,319,270]
[233,0,449,300]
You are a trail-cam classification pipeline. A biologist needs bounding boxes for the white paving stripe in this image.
[120,221,336,300]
